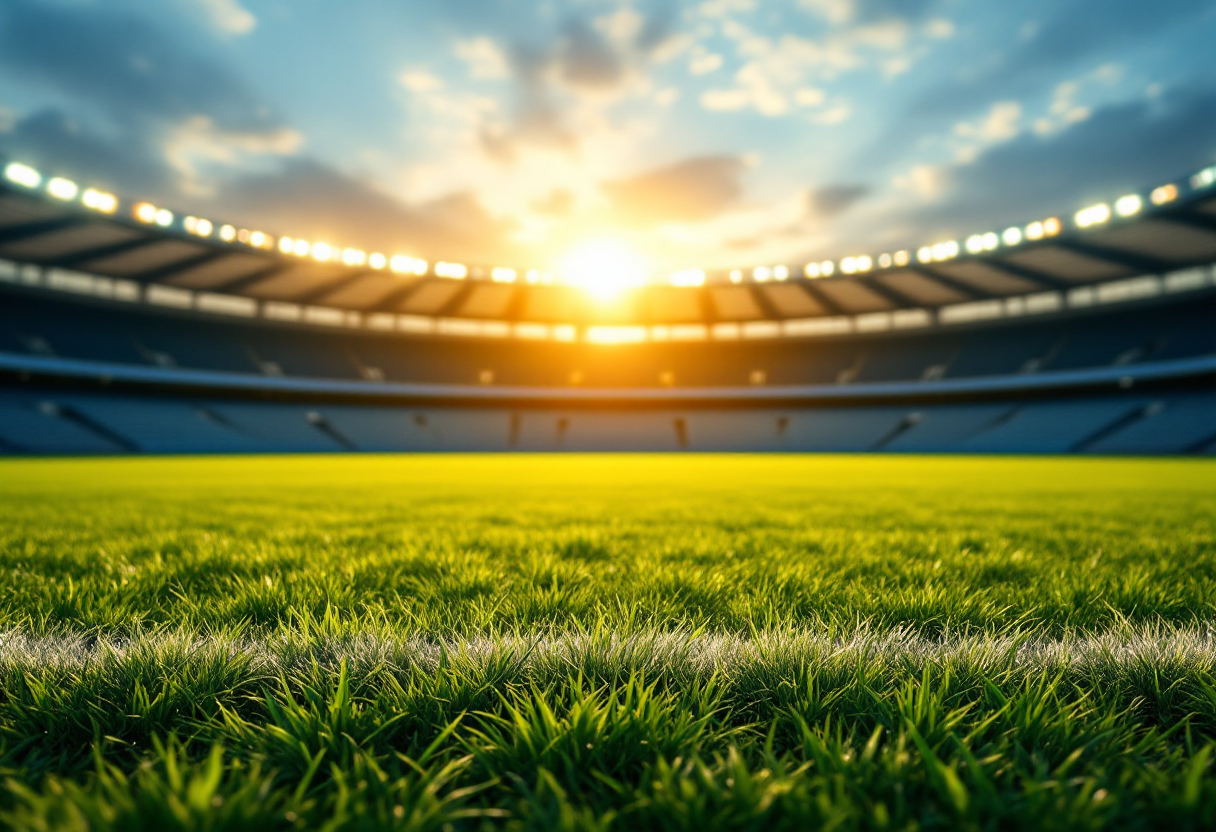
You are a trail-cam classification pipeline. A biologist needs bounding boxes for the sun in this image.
[560,239,649,301]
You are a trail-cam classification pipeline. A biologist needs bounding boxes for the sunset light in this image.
[560,240,649,301]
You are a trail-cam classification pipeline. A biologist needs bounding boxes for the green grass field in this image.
[1,455,1214,830]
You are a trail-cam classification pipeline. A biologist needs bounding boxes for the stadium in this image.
[1,1,1216,829]
[2,157,1214,455]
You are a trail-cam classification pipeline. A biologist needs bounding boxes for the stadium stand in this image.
[1,156,1214,454]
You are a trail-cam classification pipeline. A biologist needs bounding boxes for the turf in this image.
[0,454,1214,830]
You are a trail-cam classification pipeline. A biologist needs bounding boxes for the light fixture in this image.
[753,266,772,282]
[312,242,333,262]
[773,265,790,280]
[1150,184,1178,205]
[803,262,821,278]
[730,269,743,283]
[670,269,705,287]
[1002,226,1023,246]
[3,162,42,188]
[220,224,237,241]
[1114,194,1142,217]
[436,261,468,279]
[492,267,517,283]
[369,252,387,270]
[391,255,428,275]
[81,188,118,214]
[1075,204,1110,228]
[46,177,79,201]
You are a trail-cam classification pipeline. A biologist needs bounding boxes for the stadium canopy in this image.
[2,157,1215,329]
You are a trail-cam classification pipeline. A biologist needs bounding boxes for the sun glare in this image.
[560,240,648,301]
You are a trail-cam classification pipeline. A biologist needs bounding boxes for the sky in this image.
[1,0,1214,274]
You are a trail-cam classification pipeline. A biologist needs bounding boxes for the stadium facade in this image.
[1,156,1214,454]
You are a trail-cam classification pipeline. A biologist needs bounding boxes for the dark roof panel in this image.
[999,246,1132,281]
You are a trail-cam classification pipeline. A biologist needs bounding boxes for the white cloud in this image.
[954,101,1021,142]
[702,16,923,116]
[813,103,852,125]
[699,0,757,19]
[925,18,955,39]
[891,164,945,199]
[192,0,255,36]
[1032,65,1122,136]
[689,52,724,75]
[163,116,301,194]
[400,70,445,93]
[794,87,825,107]
[454,37,510,80]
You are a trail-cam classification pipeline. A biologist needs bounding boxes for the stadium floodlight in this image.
[1043,217,1061,236]
[1150,184,1178,205]
[293,238,311,257]
[525,269,541,283]
[184,216,213,237]
[390,255,428,275]
[965,234,986,254]
[1114,194,1142,217]
[219,224,237,241]
[670,269,705,287]
[917,246,932,264]
[730,269,743,283]
[46,177,79,201]
[312,242,333,262]
[369,252,387,270]
[1074,203,1110,228]
[492,267,517,283]
[877,253,893,269]
[819,260,835,276]
[154,208,174,227]
[4,162,42,188]
[1192,166,1216,189]
[773,265,790,280]
[1025,221,1044,240]
[841,256,860,275]
[81,188,118,214]
[804,262,821,278]
[753,266,772,282]
[279,236,295,254]
[250,231,268,248]
[134,202,158,223]
[1002,226,1023,246]
[436,261,468,279]
[931,241,959,261]
[893,250,910,267]
[342,248,367,267]
[981,232,999,251]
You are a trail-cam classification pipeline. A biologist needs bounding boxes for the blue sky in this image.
[1,0,1214,272]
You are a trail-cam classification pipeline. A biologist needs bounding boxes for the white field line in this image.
[1,625,1215,680]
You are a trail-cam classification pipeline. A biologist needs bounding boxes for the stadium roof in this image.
[2,157,1216,328]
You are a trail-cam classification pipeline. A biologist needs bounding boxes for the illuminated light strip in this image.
[81,188,118,214]
[8,159,1213,289]
[47,177,79,201]
[4,162,42,188]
